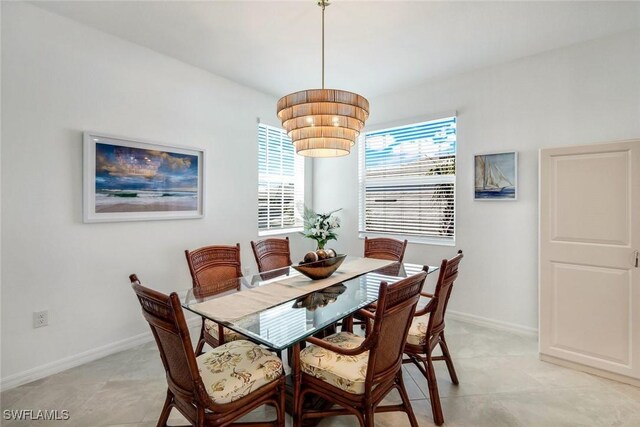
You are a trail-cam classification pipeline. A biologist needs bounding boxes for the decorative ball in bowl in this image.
[292,253,346,280]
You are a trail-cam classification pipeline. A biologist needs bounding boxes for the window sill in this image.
[358,232,456,247]
[258,227,303,237]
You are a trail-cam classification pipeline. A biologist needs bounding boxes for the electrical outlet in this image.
[33,310,48,328]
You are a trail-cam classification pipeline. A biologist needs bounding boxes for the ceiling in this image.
[32,1,640,99]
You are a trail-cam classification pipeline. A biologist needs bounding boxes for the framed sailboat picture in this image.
[474,152,517,200]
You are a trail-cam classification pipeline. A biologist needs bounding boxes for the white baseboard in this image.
[0,317,202,392]
[447,310,538,337]
[540,354,640,387]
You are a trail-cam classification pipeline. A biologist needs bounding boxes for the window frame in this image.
[257,122,305,236]
[358,113,457,246]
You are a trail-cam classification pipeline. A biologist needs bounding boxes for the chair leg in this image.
[424,355,444,426]
[156,389,173,427]
[293,388,305,427]
[195,338,206,356]
[281,381,287,427]
[277,381,286,427]
[439,333,459,385]
[397,373,419,427]
[196,407,205,427]
[195,321,206,356]
[364,405,375,427]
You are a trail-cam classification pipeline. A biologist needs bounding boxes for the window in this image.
[359,116,456,244]
[258,123,305,235]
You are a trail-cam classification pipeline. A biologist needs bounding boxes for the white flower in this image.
[303,207,341,242]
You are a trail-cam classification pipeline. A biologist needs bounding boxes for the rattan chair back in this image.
[367,271,426,383]
[425,250,463,341]
[363,237,408,262]
[185,244,242,292]
[251,237,292,272]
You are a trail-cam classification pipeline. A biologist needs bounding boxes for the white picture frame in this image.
[474,151,518,201]
[83,132,205,223]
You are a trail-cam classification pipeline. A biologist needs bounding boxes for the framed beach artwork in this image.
[83,132,205,222]
[474,152,517,200]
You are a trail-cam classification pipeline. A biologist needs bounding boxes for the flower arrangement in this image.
[302,206,341,250]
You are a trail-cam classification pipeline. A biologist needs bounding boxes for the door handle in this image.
[635,250,639,268]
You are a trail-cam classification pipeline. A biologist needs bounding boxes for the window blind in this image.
[258,123,305,234]
[359,117,456,243]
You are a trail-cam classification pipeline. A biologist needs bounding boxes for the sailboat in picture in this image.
[474,152,517,200]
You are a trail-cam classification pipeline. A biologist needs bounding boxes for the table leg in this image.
[341,315,354,332]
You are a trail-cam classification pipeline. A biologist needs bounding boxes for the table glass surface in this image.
[182,257,438,350]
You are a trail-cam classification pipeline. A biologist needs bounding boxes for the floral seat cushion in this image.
[406,314,431,346]
[196,340,283,404]
[300,332,368,395]
[204,319,245,343]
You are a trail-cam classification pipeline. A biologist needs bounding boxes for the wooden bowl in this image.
[292,254,347,280]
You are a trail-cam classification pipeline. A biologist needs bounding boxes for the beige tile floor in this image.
[2,319,639,426]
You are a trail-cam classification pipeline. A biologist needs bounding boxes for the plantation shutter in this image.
[258,123,305,234]
[358,117,456,244]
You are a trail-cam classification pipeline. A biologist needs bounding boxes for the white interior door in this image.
[540,140,639,382]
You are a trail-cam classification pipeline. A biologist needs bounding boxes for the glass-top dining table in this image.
[181,256,438,351]
[181,256,438,418]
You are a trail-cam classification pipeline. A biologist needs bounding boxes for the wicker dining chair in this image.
[129,278,286,427]
[251,237,292,272]
[403,250,464,426]
[185,243,246,354]
[292,271,427,427]
[363,236,408,262]
[346,237,410,332]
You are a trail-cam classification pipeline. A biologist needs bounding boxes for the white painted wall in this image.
[314,30,640,332]
[0,3,313,387]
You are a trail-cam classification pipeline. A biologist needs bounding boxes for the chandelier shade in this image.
[277,88,369,157]
[276,2,369,157]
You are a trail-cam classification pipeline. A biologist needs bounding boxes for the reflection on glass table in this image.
[292,284,347,311]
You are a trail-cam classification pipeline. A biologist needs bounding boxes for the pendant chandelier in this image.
[276,0,369,157]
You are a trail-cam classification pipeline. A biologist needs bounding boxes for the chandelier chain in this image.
[320,1,328,89]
